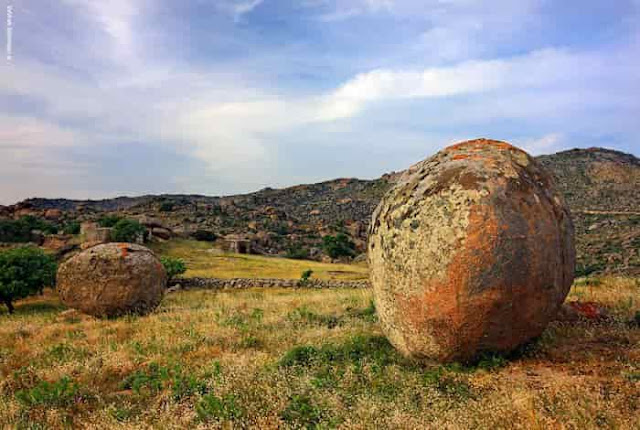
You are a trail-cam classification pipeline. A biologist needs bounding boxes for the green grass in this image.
[0,278,638,428]
[150,239,369,280]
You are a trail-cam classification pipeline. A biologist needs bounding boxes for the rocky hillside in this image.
[536,148,639,276]
[537,147,639,212]
[3,147,638,275]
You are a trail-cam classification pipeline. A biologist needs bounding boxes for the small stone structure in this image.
[57,243,166,317]
[80,222,112,247]
[368,139,575,362]
[222,234,254,254]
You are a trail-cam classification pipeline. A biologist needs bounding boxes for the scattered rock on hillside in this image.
[44,209,63,220]
[57,242,166,317]
[151,227,171,240]
[368,139,575,362]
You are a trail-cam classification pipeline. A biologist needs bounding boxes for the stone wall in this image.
[175,277,370,290]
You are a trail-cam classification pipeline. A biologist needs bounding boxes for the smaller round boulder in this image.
[57,243,166,317]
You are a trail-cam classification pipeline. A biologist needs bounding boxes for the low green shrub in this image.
[192,230,217,242]
[285,245,309,260]
[160,257,187,282]
[0,216,57,242]
[62,221,81,235]
[322,233,355,259]
[280,394,326,429]
[111,219,147,243]
[287,306,341,329]
[0,246,57,313]
[279,335,400,368]
[97,215,122,228]
[298,269,313,286]
[347,299,377,322]
[16,376,79,408]
[196,393,244,422]
[159,202,175,212]
[120,362,208,400]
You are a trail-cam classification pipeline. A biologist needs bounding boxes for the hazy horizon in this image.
[2,1,639,205]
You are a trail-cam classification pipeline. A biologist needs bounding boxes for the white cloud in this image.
[215,0,264,21]
[315,49,587,121]
[517,133,566,155]
[234,0,264,18]
[313,0,394,21]
[62,0,145,65]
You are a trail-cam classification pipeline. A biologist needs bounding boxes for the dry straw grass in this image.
[0,277,638,429]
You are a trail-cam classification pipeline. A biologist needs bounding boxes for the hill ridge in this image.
[2,147,638,275]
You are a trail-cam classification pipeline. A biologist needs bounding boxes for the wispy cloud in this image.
[61,0,145,65]
[315,48,615,121]
[215,0,265,22]
[518,133,566,155]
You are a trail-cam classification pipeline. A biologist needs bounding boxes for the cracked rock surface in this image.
[368,139,575,362]
[57,243,166,318]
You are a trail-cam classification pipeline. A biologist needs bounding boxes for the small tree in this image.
[97,215,122,228]
[0,247,57,314]
[192,230,217,242]
[20,216,58,235]
[285,245,309,260]
[111,219,147,243]
[160,257,187,283]
[62,221,81,235]
[0,217,57,242]
[0,218,31,242]
[299,269,313,287]
[322,233,355,259]
[159,202,175,212]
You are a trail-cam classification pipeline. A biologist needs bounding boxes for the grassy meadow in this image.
[0,275,638,429]
[150,239,369,281]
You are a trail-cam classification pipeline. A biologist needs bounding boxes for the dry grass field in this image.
[0,276,638,429]
[150,239,369,281]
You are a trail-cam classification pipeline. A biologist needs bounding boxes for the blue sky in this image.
[1,0,638,204]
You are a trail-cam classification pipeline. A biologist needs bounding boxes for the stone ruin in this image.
[368,139,575,362]
[222,234,255,254]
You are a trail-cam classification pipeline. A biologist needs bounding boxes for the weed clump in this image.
[120,362,208,400]
[279,335,400,368]
[196,393,244,422]
[280,393,330,429]
[16,376,80,408]
[287,306,342,329]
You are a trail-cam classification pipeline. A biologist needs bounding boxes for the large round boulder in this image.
[368,139,575,362]
[57,243,167,317]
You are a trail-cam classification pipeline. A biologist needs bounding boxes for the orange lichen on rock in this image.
[368,138,575,362]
